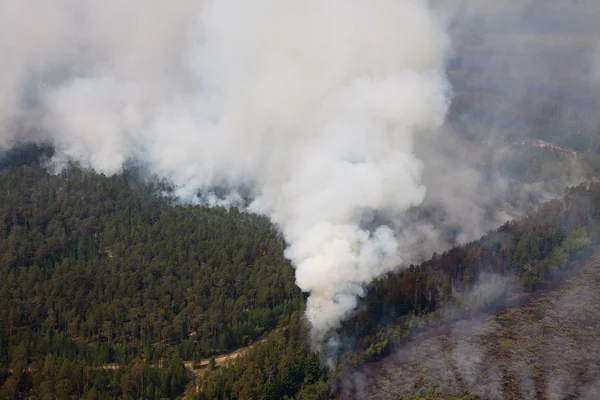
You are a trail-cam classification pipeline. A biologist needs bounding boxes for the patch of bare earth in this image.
[184,345,255,379]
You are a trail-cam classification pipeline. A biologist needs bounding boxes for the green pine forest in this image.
[2,143,600,399]
[0,150,306,399]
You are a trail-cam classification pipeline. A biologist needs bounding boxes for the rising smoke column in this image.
[0,0,450,342]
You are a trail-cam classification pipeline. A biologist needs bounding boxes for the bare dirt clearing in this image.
[184,344,258,378]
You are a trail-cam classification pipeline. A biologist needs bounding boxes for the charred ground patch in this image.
[364,249,600,399]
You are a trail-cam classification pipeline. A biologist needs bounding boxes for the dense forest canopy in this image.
[0,151,304,399]
[2,143,600,399]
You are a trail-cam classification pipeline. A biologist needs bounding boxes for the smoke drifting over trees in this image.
[0,0,453,341]
[0,0,597,343]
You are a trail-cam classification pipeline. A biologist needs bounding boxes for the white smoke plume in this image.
[0,0,450,341]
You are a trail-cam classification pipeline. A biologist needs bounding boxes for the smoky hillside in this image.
[1,1,600,399]
[403,0,600,262]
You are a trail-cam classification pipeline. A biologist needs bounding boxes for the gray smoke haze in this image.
[392,0,599,261]
[0,0,452,341]
[592,42,600,83]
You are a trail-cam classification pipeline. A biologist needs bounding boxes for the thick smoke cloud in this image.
[0,0,451,341]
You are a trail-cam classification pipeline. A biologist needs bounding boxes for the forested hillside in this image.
[0,151,303,399]
[190,183,600,399]
[0,1,599,400]
[2,145,600,399]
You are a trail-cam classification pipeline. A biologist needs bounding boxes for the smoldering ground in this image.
[342,249,600,400]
